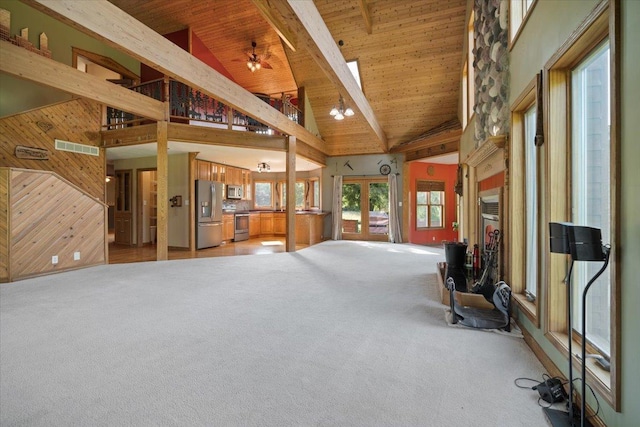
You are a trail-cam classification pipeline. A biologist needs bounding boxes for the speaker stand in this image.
[543,407,593,427]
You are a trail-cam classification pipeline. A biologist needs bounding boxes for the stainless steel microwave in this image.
[227,185,243,199]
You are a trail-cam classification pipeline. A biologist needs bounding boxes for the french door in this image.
[341,178,389,241]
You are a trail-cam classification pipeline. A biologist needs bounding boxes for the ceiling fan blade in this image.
[261,61,273,70]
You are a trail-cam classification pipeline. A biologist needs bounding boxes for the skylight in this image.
[347,60,362,90]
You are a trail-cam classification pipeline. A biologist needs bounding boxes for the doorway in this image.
[114,170,133,245]
[137,169,158,247]
[341,178,389,241]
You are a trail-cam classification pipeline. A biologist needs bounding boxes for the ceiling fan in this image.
[236,41,272,72]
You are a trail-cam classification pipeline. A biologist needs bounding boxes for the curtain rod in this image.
[331,173,400,177]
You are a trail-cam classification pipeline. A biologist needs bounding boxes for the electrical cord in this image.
[571,378,601,420]
[513,374,601,418]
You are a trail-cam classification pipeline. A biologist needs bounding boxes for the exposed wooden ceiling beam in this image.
[250,0,297,52]
[279,0,387,152]
[0,41,165,121]
[27,0,325,153]
[357,0,373,35]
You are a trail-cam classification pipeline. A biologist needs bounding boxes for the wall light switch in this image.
[52,255,58,265]
[185,199,189,206]
[74,251,81,261]
[398,202,402,206]
[143,200,147,206]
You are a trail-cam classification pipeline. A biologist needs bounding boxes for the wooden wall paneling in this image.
[0,168,9,282]
[9,169,106,281]
[0,98,106,200]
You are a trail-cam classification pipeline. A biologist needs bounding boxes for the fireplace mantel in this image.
[464,135,507,167]
[463,135,507,182]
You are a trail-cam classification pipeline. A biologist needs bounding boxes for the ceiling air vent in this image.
[55,139,99,156]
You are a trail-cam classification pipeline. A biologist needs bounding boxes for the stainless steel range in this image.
[234,212,249,242]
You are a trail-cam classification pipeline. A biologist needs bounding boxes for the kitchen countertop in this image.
[248,210,330,215]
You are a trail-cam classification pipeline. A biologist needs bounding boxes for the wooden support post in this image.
[285,135,296,252]
[188,152,198,251]
[156,121,169,261]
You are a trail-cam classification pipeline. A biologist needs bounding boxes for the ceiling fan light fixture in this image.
[329,106,339,116]
[335,113,344,120]
[257,162,270,173]
[344,107,354,116]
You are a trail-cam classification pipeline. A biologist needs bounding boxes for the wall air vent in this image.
[54,139,99,156]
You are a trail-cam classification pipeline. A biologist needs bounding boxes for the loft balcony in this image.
[104,78,302,135]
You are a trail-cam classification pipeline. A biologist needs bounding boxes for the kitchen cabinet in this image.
[249,213,260,237]
[295,213,328,245]
[223,214,234,241]
[273,212,286,235]
[196,160,211,181]
[242,169,252,200]
[225,166,242,187]
[260,212,273,234]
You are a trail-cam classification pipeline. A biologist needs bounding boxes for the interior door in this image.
[341,178,389,241]
[114,170,133,245]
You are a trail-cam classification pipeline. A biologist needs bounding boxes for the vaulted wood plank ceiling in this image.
[107,0,466,157]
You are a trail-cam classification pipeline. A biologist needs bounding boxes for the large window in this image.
[279,181,305,210]
[509,0,537,45]
[416,181,445,229]
[524,105,538,298]
[571,41,611,355]
[545,1,618,408]
[254,181,273,209]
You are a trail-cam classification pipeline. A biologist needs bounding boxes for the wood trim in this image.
[28,0,326,153]
[509,77,539,327]
[285,136,296,252]
[188,153,198,252]
[0,41,164,121]
[0,168,10,282]
[102,123,158,147]
[156,122,168,261]
[463,135,506,168]
[544,1,609,70]
[295,141,326,167]
[608,0,621,411]
[168,123,287,151]
[544,68,569,335]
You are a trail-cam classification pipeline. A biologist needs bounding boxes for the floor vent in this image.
[54,139,99,156]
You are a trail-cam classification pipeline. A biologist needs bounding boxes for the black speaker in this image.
[549,222,573,254]
[568,225,605,261]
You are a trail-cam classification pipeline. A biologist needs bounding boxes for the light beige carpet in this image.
[1,240,550,426]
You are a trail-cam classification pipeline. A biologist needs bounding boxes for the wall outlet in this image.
[52,255,58,265]
[74,251,81,261]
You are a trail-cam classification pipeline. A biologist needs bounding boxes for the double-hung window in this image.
[571,41,611,356]
[524,105,538,298]
[416,180,445,229]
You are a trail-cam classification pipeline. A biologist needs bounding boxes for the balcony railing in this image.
[105,78,302,133]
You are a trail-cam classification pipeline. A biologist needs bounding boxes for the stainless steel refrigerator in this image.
[195,180,223,249]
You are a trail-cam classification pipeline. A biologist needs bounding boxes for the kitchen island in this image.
[247,210,330,245]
